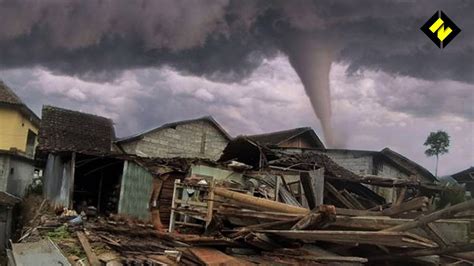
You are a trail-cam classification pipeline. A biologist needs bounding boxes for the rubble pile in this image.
[16,179,474,265]
[12,142,473,265]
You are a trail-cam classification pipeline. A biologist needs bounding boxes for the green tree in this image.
[424,130,450,177]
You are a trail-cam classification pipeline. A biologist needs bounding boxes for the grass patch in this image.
[46,225,71,240]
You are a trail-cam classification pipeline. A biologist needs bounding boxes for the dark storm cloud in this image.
[0,0,473,83]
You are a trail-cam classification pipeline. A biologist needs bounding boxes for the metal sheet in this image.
[10,238,70,266]
[118,161,153,221]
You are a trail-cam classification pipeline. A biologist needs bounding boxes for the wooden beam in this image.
[214,187,309,214]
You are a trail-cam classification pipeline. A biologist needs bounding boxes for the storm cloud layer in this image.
[0,0,472,81]
[1,0,473,147]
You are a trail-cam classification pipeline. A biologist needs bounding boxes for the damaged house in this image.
[115,116,231,160]
[37,106,232,226]
[450,167,474,197]
[0,82,41,198]
[249,127,438,203]
[321,148,438,203]
[37,106,161,220]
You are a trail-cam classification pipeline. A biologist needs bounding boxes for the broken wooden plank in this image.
[329,216,470,243]
[291,205,336,230]
[325,182,356,209]
[341,189,365,210]
[335,207,383,216]
[394,186,407,206]
[384,199,474,232]
[244,232,282,251]
[77,232,100,266]
[422,223,450,248]
[189,247,249,266]
[371,243,474,261]
[300,168,324,209]
[258,230,438,248]
[382,196,429,217]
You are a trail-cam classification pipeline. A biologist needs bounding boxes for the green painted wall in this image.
[118,161,153,221]
[191,164,244,184]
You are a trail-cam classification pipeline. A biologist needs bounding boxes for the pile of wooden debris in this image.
[13,187,473,265]
[10,146,474,265]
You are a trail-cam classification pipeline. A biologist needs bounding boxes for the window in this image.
[26,130,37,156]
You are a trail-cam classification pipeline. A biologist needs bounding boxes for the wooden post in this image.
[168,179,180,232]
[275,175,281,202]
[69,152,76,209]
[97,169,104,213]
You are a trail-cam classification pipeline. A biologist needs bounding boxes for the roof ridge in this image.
[116,115,231,143]
[246,127,311,138]
[42,105,113,122]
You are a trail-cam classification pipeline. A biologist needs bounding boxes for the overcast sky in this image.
[0,0,473,176]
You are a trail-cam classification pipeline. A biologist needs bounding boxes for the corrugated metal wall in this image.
[118,161,153,221]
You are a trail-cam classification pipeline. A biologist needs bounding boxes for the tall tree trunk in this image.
[435,154,439,177]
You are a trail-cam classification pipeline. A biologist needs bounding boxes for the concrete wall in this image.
[324,150,410,203]
[0,154,36,197]
[6,157,36,197]
[324,150,375,176]
[120,120,229,160]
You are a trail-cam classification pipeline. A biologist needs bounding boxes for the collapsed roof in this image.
[246,127,325,149]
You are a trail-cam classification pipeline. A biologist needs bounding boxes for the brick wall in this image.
[120,120,229,160]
